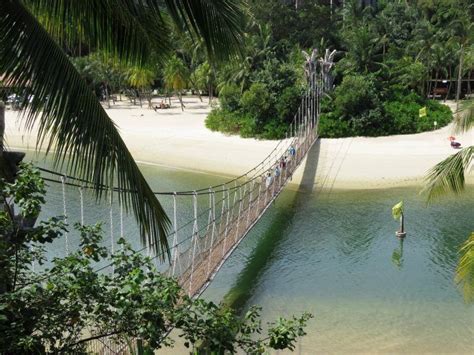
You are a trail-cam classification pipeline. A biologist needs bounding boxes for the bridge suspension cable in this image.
[28,50,335,305]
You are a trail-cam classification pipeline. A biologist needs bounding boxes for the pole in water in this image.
[396,213,406,238]
[392,201,406,238]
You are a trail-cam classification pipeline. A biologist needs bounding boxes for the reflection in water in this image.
[225,141,321,311]
[391,238,404,269]
[223,191,299,311]
[206,187,474,353]
[35,151,474,353]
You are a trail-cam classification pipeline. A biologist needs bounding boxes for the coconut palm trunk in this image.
[208,83,213,105]
[178,92,185,111]
[456,44,464,110]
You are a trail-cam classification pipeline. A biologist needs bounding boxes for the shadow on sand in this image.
[223,140,321,311]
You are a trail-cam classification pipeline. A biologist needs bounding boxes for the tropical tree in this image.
[0,165,312,353]
[127,66,157,108]
[193,61,216,105]
[163,55,189,111]
[72,54,126,108]
[423,99,474,302]
[218,23,273,94]
[0,0,245,257]
[444,2,473,108]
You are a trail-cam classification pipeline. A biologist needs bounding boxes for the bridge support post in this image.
[189,191,199,296]
[246,180,254,227]
[206,189,216,279]
[171,192,180,276]
[60,176,69,255]
[222,187,230,258]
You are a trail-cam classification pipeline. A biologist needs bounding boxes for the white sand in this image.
[4,96,473,191]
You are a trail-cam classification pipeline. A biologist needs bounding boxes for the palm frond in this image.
[422,146,474,202]
[453,99,474,134]
[164,0,246,62]
[1,0,171,258]
[24,0,172,64]
[455,232,474,303]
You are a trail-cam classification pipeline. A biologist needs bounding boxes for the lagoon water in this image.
[35,156,473,354]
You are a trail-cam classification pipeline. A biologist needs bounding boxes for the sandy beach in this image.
[4,96,473,191]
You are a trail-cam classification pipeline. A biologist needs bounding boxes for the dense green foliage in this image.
[315,0,470,137]
[61,1,472,139]
[1,0,251,262]
[205,0,473,138]
[0,165,312,354]
[319,77,453,137]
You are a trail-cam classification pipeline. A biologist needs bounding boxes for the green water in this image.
[32,154,473,353]
[203,187,474,354]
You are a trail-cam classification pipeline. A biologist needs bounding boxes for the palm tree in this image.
[163,56,189,111]
[0,0,245,259]
[193,61,215,105]
[423,100,473,302]
[446,6,473,109]
[128,66,157,108]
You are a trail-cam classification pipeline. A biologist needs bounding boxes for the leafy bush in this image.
[239,113,258,138]
[254,59,299,97]
[318,113,352,138]
[205,109,225,132]
[262,119,287,139]
[333,74,379,119]
[219,83,241,112]
[421,100,453,131]
[355,107,390,136]
[240,83,272,128]
[205,109,241,134]
[0,165,313,354]
[320,89,452,137]
[276,85,303,124]
[384,100,418,134]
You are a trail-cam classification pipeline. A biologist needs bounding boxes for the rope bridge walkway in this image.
[35,48,335,353]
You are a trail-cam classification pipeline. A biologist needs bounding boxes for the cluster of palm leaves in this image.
[423,99,474,302]
[0,0,245,259]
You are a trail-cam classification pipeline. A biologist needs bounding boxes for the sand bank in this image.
[4,96,473,191]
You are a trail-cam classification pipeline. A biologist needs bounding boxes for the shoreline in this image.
[13,144,461,192]
[4,96,473,191]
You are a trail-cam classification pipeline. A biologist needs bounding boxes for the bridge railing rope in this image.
[35,67,326,284]
[31,49,335,352]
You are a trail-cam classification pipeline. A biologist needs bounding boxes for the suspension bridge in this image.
[34,49,335,353]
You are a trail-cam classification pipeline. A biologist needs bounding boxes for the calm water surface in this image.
[34,155,473,354]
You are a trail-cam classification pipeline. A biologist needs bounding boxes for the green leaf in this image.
[24,0,171,65]
[422,146,474,202]
[391,201,403,220]
[164,0,245,62]
[1,1,171,258]
[455,232,474,303]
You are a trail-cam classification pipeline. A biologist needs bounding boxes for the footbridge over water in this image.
[31,49,336,353]
[38,49,335,301]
